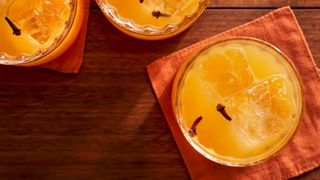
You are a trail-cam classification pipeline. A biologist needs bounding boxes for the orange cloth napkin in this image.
[147,6,320,179]
[40,0,90,73]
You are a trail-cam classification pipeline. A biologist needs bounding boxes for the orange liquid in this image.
[174,39,302,164]
[104,0,200,28]
[0,0,84,65]
[0,8,39,57]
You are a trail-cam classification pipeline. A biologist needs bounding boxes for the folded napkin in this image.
[147,6,320,179]
[40,0,90,73]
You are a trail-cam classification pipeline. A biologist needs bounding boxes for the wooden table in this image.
[0,0,319,179]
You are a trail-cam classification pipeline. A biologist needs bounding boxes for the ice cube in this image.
[225,48,255,88]
[224,76,295,146]
[6,0,70,45]
[201,47,256,97]
[0,0,6,6]
[143,0,195,16]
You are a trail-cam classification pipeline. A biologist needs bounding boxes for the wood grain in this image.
[0,8,319,179]
[90,0,320,9]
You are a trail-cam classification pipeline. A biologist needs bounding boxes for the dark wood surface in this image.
[0,1,319,179]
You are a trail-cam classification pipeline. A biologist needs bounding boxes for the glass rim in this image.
[95,0,209,37]
[0,0,78,65]
[172,36,305,167]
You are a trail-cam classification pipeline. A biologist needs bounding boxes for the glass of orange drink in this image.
[95,0,209,40]
[0,0,84,66]
[172,37,303,166]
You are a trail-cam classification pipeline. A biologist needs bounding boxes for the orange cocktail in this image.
[172,37,303,166]
[0,0,84,66]
[96,0,208,40]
